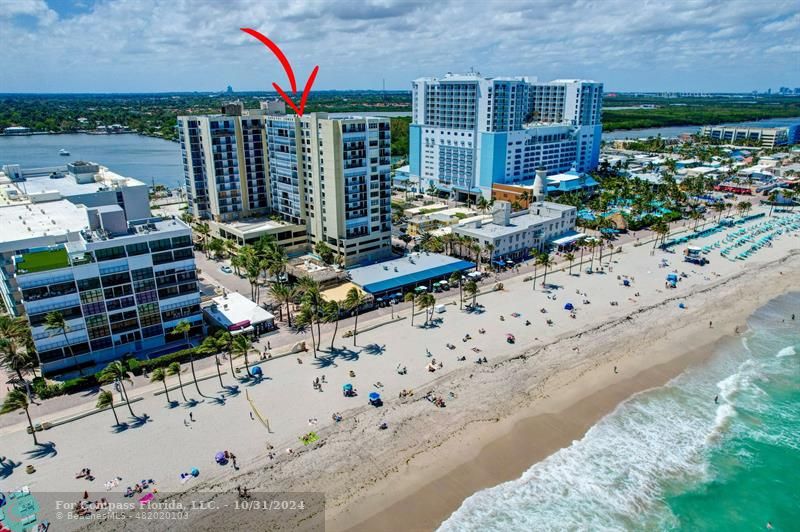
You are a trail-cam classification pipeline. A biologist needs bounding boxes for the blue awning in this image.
[360,260,475,294]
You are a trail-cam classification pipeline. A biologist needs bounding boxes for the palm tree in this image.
[577,242,586,274]
[471,242,482,271]
[172,320,201,396]
[269,283,296,327]
[767,190,779,217]
[530,249,542,289]
[230,253,244,277]
[464,280,479,307]
[297,302,318,358]
[167,362,187,402]
[98,361,135,417]
[483,243,496,266]
[149,367,172,404]
[231,334,254,378]
[565,252,576,275]
[2,388,38,444]
[449,272,464,310]
[416,293,436,325]
[207,238,226,260]
[194,222,211,257]
[96,389,120,426]
[323,300,341,350]
[404,292,416,326]
[44,311,81,375]
[297,276,323,349]
[476,196,489,213]
[736,200,752,218]
[224,238,238,258]
[215,332,235,378]
[198,337,224,387]
[538,253,553,288]
[0,315,35,390]
[344,287,368,346]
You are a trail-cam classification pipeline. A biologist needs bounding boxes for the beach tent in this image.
[251,366,263,377]
[564,303,574,311]
[190,468,199,477]
[666,273,678,282]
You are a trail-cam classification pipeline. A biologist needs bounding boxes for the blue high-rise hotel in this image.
[409,73,603,201]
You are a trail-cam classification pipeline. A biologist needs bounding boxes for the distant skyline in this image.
[2,0,798,94]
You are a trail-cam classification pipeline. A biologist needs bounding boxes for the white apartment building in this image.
[265,113,393,266]
[178,101,274,222]
[410,72,603,201]
[180,103,393,267]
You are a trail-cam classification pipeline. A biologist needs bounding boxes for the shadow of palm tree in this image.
[111,423,130,433]
[362,343,386,356]
[222,385,240,397]
[183,398,202,408]
[244,375,267,387]
[80,386,101,397]
[0,459,22,479]
[25,441,57,460]
[166,400,180,409]
[208,395,226,406]
[127,414,151,429]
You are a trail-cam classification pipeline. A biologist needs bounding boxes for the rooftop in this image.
[0,200,88,246]
[348,252,475,294]
[216,216,299,236]
[456,204,574,238]
[203,292,275,329]
[0,163,145,206]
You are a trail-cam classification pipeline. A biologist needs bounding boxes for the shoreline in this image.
[331,256,798,532]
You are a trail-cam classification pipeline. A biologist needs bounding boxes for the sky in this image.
[1,0,798,93]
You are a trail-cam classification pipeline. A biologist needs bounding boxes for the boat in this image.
[59,149,70,156]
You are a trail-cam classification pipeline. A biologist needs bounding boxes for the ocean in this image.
[439,292,800,531]
[0,133,183,189]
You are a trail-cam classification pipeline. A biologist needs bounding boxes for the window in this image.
[149,238,172,252]
[133,279,155,293]
[101,272,131,287]
[77,277,101,291]
[104,284,132,299]
[80,288,104,304]
[171,235,192,248]
[106,296,136,312]
[95,246,126,262]
[82,301,106,316]
[131,267,154,281]
[126,242,149,256]
[135,290,158,304]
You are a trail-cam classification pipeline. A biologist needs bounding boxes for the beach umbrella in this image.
[564,303,574,311]
[251,366,263,377]
[369,392,381,401]
[343,383,353,392]
[215,452,225,462]
[191,468,199,477]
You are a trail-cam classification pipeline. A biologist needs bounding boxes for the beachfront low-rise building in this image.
[203,292,275,335]
[453,200,577,261]
[347,251,475,298]
[1,204,202,376]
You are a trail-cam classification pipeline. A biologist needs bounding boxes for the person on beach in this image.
[709,321,713,328]
[189,412,194,422]
[714,395,719,404]
[614,366,618,374]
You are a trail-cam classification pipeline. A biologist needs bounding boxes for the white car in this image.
[220,265,233,274]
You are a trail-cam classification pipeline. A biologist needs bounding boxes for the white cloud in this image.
[0,0,797,92]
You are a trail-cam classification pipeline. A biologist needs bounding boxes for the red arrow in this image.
[241,28,319,117]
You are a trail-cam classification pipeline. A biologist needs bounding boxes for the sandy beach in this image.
[1,208,798,532]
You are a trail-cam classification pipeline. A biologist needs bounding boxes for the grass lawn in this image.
[19,248,69,273]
